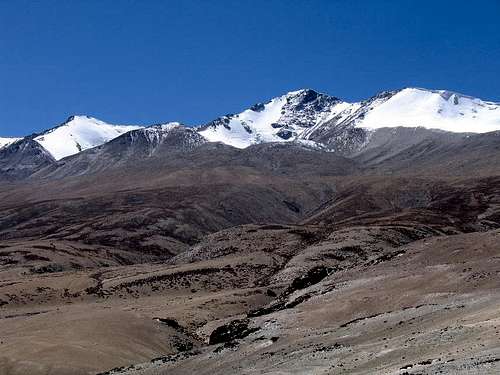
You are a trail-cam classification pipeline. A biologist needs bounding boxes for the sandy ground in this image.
[1,227,499,374]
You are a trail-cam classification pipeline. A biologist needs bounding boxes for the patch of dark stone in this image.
[402,303,438,311]
[418,359,433,365]
[250,103,265,112]
[339,312,386,328]
[283,200,301,213]
[480,357,500,364]
[85,272,106,297]
[314,343,344,352]
[209,318,260,345]
[3,310,50,319]
[97,351,202,374]
[153,316,202,342]
[400,358,437,371]
[62,288,81,299]
[241,122,253,134]
[285,266,333,295]
[69,262,84,270]
[213,340,239,353]
[248,266,334,317]
[171,336,194,352]
[259,224,290,230]
[0,258,18,265]
[248,303,283,318]
[266,289,277,297]
[154,317,183,330]
[149,350,202,365]
[276,129,295,140]
[116,267,231,290]
[283,292,313,309]
[29,263,64,274]
[287,228,323,244]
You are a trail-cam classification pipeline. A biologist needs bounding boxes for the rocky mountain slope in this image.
[198,87,500,152]
[32,123,208,178]
[198,89,347,147]
[1,87,500,375]
[2,87,500,177]
[1,174,499,375]
[33,115,143,160]
[0,138,56,180]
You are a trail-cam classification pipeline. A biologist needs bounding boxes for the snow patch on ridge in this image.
[129,122,184,146]
[0,137,22,149]
[357,88,500,133]
[34,115,143,160]
[199,94,288,148]
[199,89,344,148]
[7,87,500,159]
[198,87,500,150]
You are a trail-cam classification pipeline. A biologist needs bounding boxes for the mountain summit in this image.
[33,115,143,160]
[198,89,346,148]
[198,87,500,150]
[2,89,500,375]
[1,87,500,166]
[352,87,500,133]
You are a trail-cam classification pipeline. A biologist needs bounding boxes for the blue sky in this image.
[1,0,499,136]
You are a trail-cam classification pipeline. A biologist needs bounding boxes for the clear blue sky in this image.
[1,0,499,136]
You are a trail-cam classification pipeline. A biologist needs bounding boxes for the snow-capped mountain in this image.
[131,122,206,149]
[197,88,500,150]
[34,115,143,160]
[106,122,207,157]
[0,137,21,149]
[349,88,500,133]
[1,86,500,178]
[198,89,348,148]
[0,138,56,180]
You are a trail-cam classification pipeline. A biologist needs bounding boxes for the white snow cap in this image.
[149,122,183,132]
[0,137,21,149]
[34,115,143,160]
[358,88,500,133]
[5,87,500,156]
[199,89,346,148]
[198,87,500,149]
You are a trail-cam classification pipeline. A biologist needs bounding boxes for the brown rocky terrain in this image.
[1,138,500,374]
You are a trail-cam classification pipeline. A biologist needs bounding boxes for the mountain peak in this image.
[34,116,143,160]
[4,86,500,162]
[284,88,315,96]
[355,87,500,133]
[66,114,93,122]
[199,88,344,148]
[284,88,340,102]
[153,122,183,131]
[61,115,109,127]
[398,87,487,102]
